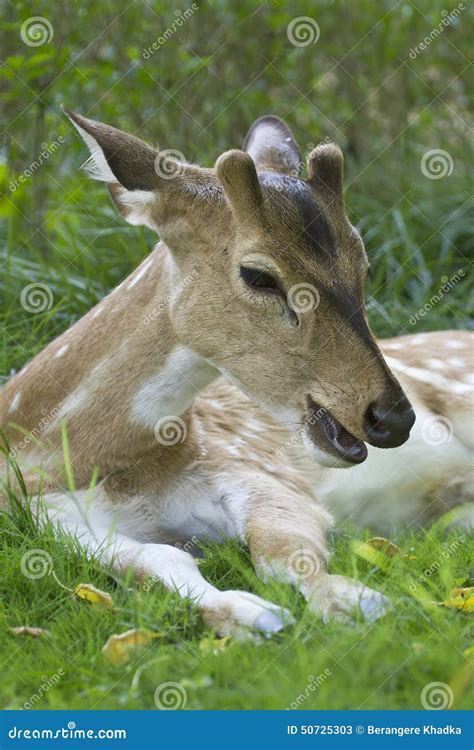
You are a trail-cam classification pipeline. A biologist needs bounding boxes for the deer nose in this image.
[363,396,415,449]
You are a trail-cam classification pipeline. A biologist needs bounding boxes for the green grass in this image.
[0,494,472,710]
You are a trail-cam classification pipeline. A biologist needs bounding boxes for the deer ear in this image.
[62,106,160,191]
[62,106,222,230]
[243,115,301,176]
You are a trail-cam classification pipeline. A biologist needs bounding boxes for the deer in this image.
[2,108,469,637]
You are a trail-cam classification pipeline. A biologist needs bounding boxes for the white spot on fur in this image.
[447,340,464,350]
[447,356,465,369]
[127,257,154,289]
[54,344,69,358]
[9,392,22,413]
[428,358,445,371]
[386,357,471,395]
[130,347,217,429]
[386,342,403,350]
[92,305,104,318]
[57,387,89,418]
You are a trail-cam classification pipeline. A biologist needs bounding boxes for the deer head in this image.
[64,108,415,467]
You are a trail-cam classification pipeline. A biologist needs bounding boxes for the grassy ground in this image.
[0,496,472,710]
[0,172,473,711]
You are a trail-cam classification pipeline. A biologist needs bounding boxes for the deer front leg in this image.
[43,489,291,637]
[244,481,390,624]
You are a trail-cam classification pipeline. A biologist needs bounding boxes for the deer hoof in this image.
[308,574,391,625]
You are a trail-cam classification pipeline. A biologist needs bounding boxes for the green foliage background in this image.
[1,0,473,367]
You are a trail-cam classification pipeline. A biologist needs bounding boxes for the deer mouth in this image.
[306,397,368,465]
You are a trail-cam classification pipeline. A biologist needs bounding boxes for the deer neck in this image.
[3,243,218,465]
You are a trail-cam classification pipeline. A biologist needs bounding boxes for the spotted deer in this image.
[1,110,471,635]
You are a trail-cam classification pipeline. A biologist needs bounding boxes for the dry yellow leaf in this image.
[367,537,416,560]
[367,537,401,556]
[9,626,50,637]
[74,583,113,608]
[102,628,162,666]
[442,587,474,613]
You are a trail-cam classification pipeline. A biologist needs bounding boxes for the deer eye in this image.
[240,266,279,293]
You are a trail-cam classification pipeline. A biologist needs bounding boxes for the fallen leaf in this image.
[102,628,162,666]
[199,635,231,657]
[442,587,474,613]
[74,583,113,608]
[9,626,50,637]
[367,537,416,560]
